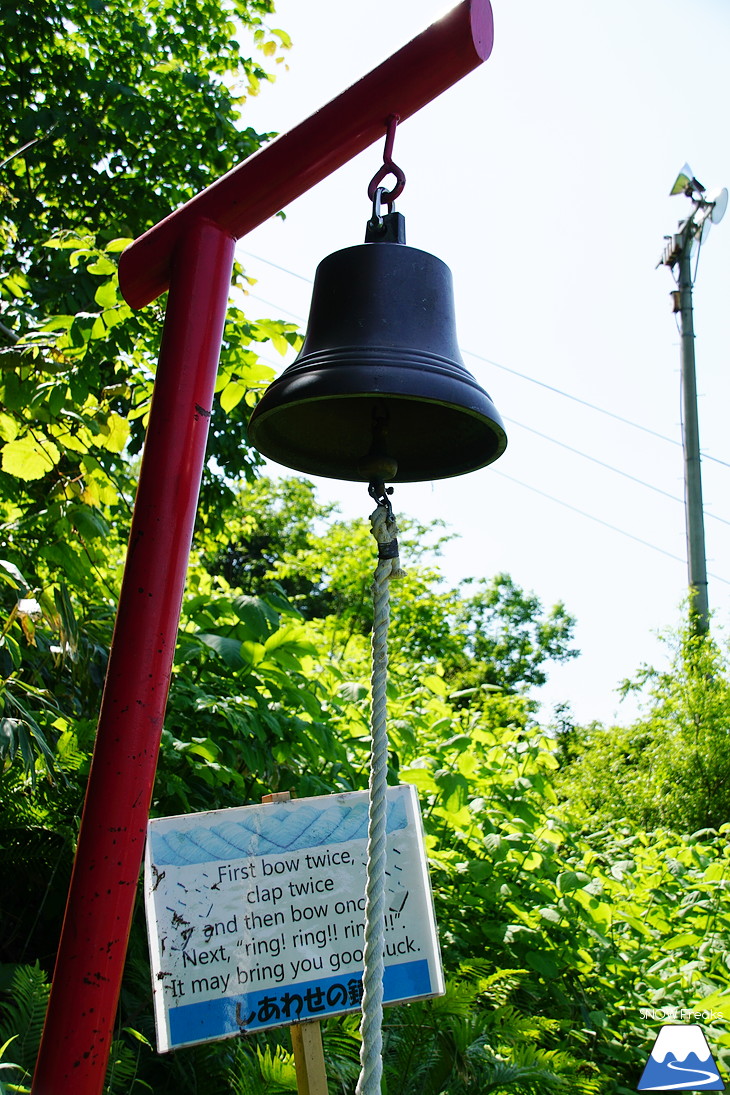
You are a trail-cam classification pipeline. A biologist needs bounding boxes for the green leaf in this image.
[538,906,561,923]
[240,641,265,668]
[97,412,129,453]
[423,673,447,696]
[525,950,559,978]
[86,256,117,276]
[0,560,28,590]
[0,413,19,442]
[197,633,245,669]
[233,595,278,638]
[69,504,109,540]
[105,238,133,253]
[219,380,248,413]
[663,932,701,949]
[264,626,317,657]
[93,279,119,309]
[1,435,60,480]
[557,870,590,893]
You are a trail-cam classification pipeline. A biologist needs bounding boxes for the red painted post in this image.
[31,219,236,1095]
[32,4,494,1093]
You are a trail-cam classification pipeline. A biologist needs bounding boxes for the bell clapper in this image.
[357,405,399,483]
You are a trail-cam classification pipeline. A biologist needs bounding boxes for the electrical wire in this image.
[506,418,730,529]
[240,248,730,469]
[241,249,314,284]
[493,470,730,587]
[246,311,730,530]
[249,342,730,581]
[238,249,730,582]
[245,291,305,321]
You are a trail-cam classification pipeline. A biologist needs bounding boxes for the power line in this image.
[249,343,730,572]
[494,470,730,586]
[239,247,730,471]
[468,344,730,471]
[244,291,730,528]
[240,247,730,560]
[506,418,730,529]
[241,249,313,284]
[249,338,730,583]
[245,336,730,532]
[245,291,305,322]
[463,347,685,451]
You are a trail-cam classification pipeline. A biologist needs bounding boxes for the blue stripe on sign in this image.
[167,960,432,1047]
[151,796,408,867]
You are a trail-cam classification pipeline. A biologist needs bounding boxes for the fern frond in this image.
[0,964,49,1073]
[104,1037,152,1094]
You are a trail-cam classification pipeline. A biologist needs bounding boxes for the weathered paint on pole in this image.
[31,219,236,1094]
[32,3,495,1091]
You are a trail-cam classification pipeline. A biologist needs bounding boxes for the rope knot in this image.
[369,505,405,579]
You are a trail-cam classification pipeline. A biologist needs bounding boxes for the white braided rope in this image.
[356,504,403,1095]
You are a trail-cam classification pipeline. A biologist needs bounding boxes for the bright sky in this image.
[238,0,730,727]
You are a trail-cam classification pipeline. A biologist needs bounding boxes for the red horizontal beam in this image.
[118,0,493,309]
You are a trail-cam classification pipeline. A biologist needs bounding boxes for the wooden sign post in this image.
[262,793,328,1095]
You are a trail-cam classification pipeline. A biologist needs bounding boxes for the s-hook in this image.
[367,113,406,212]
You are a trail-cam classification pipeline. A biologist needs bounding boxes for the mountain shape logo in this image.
[638,1024,725,1090]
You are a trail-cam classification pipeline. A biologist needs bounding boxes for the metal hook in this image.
[367,114,405,211]
[368,479,394,520]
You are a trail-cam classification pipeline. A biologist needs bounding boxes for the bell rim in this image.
[250,387,506,435]
[248,390,507,483]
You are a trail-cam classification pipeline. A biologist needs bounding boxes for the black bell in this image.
[247,213,507,483]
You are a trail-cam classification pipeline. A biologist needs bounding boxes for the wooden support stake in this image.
[290,1021,329,1095]
[261,793,328,1094]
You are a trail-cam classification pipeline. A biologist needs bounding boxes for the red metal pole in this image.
[119,0,493,308]
[32,4,494,1092]
[31,219,236,1095]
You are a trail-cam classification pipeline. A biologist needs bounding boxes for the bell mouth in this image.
[248,388,506,483]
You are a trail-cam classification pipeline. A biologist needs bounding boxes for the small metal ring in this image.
[367,164,406,208]
[370,185,385,226]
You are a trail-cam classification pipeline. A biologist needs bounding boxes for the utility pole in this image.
[659,166,727,636]
[677,233,709,633]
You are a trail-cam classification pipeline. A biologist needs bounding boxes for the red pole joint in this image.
[119,0,493,308]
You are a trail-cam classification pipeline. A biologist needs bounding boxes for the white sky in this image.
[237,0,730,726]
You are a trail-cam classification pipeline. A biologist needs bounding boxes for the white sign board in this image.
[144,785,443,1051]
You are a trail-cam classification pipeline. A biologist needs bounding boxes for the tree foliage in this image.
[556,627,730,832]
[1,0,285,322]
[2,5,730,1094]
[0,0,297,586]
